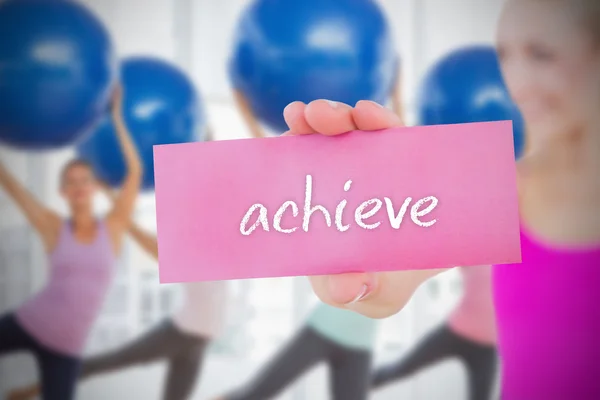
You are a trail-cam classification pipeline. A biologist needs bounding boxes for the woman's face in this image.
[61,165,97,209]
[497,0,600,144]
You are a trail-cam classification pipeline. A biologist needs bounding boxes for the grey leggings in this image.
[371,324,498,400]
[81,319,209,400]
[225,326,372,400]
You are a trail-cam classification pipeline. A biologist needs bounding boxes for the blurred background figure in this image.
[213,303,377,400]
[1,0,206,398]
[492,0,600,398]
[218,2,398,398]
[0,87,141,399]
[372,267,498,400]
[8,185,229,400]
[371,42,524,400]
[0,2,144,392]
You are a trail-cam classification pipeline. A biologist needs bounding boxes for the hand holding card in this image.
[153,102,520,285]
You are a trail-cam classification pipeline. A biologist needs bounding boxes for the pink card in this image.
[154,121,521,283]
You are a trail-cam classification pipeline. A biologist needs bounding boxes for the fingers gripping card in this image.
[154,121,521,282]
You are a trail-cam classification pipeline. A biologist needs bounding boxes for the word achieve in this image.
[240,175,439,235]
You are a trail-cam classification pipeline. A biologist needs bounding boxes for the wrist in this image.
[127,162,143,178]
[112,110,125,125]
[0,163,8,179]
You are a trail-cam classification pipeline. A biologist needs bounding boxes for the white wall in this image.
[0,0,505,399]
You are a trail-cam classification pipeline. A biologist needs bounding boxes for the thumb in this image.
[309,272,377,306]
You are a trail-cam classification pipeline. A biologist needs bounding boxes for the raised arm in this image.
[129,223,158,260]
[233,90,267,138]
[100,182,157,260]
[0,160,61,251]
[105,85,143,233]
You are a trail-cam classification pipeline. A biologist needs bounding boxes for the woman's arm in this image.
[0,161,61,251]
[105,85,143,234]
[233,90,267,138]
[129,223,158,260]
[100,183,158,260]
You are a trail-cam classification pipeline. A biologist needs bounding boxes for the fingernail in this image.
[347,284,372,304]
[283,102,294,114]
[326,100,339,109]
[357,100,383,108]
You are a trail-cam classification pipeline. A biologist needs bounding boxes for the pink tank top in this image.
[494,228,600,399]
[16,220,116,357]
[447,266,497,345]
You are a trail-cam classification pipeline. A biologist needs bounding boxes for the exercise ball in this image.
[417,46,525,159]
[229,0,398,134]
[0,0,115,150]
[77,57,204,191]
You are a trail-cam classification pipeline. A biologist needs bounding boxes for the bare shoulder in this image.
[103,213,121,233]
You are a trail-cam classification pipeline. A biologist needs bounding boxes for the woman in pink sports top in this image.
[278,1,600,399]
[372,267,498,400]
[0,86,142,400]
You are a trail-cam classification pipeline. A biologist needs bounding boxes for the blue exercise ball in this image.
[417,46,525,159]
[77,57,205,191]
[0,0,115,150]
[229,0,398,134]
